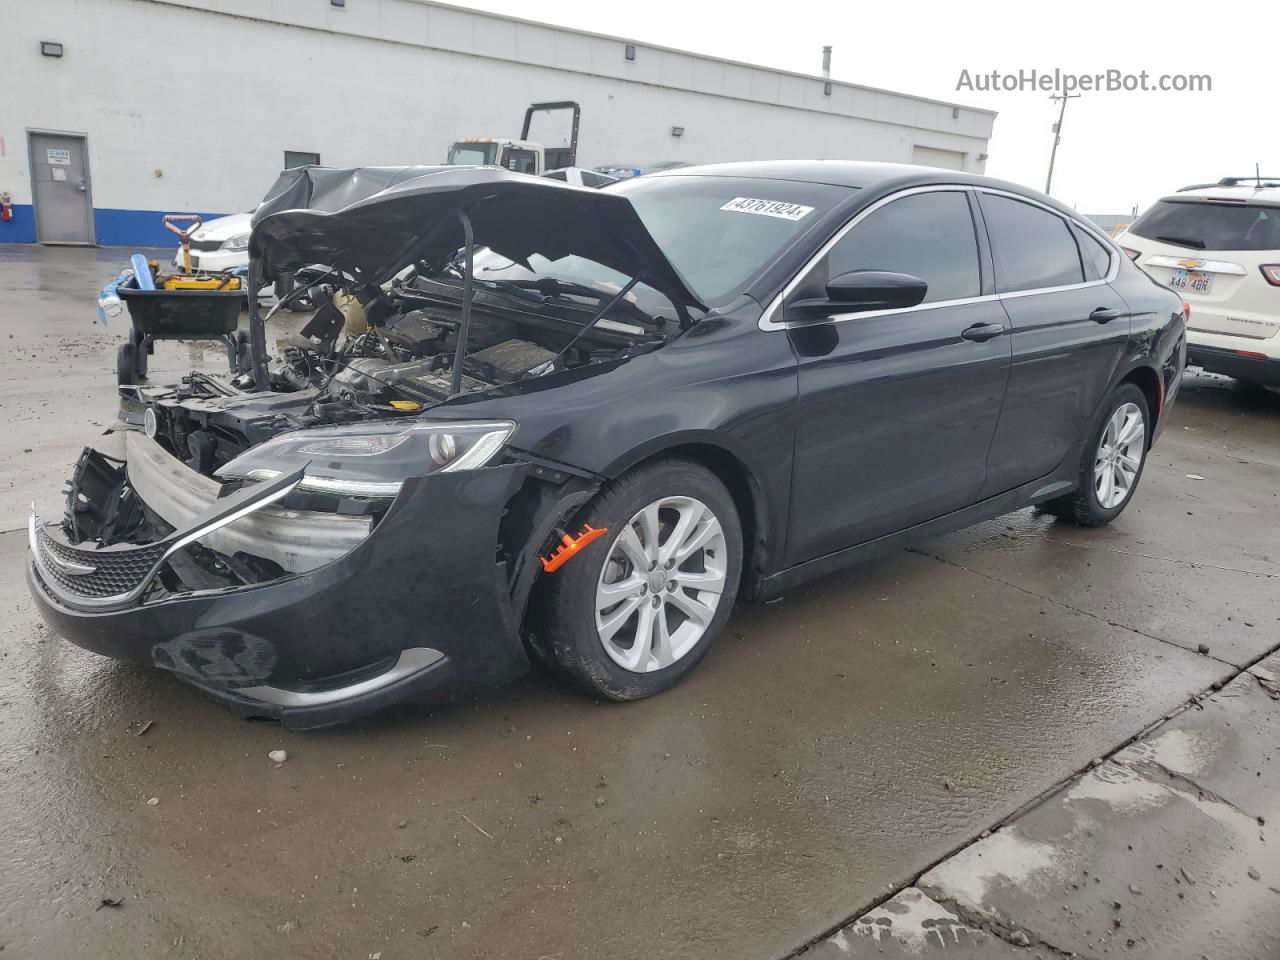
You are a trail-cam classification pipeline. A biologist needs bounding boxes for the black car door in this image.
[974,191,1132,497]
[780,188,1013,566]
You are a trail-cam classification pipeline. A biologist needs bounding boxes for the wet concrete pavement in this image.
[1,246,1278,959]
[805,661,1280,959]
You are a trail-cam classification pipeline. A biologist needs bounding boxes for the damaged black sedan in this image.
[28,162,1186,727]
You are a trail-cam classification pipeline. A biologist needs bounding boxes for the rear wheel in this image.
[543,459,742,700]
[1043,383,1149,526]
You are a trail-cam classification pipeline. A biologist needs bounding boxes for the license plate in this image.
[1170,269,1212,294]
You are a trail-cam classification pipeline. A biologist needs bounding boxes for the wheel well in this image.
[1119,366,1162,445]
[635,443,767,599]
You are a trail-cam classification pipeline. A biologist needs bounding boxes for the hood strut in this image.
[449,207,475,398]
[247,261,270,391]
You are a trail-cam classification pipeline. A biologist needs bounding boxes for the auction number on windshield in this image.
[720,197,815,221]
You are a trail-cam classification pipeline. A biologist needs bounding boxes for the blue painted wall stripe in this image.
[0,205,37,244]
[0,205,231,247]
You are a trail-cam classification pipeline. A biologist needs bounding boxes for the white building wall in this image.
[1,0,995,243]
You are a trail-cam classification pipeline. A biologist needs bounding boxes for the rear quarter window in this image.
[1129,200,1280,251]
[1073,224,1113,280]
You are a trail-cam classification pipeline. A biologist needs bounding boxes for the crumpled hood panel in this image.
[248,165,704,310]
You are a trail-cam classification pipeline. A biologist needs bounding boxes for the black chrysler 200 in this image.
[28,162,1186,727]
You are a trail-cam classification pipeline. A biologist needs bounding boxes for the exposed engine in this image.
[131,266,670,477]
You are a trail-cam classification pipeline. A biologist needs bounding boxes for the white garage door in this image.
[912,146,966,171]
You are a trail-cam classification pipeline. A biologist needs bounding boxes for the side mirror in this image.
[790,270,928,320]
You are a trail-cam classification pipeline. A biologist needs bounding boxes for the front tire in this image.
[1043,383,1150,526]
[543,459,742,700]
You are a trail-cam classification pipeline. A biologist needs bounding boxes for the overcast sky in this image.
[453,0,1267,216]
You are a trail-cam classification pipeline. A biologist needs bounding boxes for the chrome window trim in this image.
[759,184,1120,332]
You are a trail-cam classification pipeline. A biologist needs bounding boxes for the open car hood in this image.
[249,165,704,310]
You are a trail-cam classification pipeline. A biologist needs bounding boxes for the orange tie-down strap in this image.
[540,524,609,573]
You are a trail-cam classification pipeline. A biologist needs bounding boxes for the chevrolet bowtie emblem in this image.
[1179,259,1204,269]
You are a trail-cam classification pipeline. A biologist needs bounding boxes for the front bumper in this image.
[174,244,248,274]
[28,454,534,728]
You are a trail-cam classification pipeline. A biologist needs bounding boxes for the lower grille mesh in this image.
[34,525,168,600]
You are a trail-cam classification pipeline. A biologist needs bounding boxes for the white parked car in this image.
[172,211,252,273]
[1116,178,1280,389]
[173,211,312,306]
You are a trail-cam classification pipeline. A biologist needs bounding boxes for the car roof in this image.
[649,159,968,185]
[647,159,1020,192]
[1161,185,1280,207]
[644,160,1093,223]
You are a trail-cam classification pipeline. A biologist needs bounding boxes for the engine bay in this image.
[135,263,675,478]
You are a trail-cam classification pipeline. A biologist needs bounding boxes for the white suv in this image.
[1116,179,1280,389]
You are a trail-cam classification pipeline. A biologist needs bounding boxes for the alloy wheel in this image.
[595,496,728,673]
[1094,401,1145,509]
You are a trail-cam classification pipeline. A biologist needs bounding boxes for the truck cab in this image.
[445,101,580,177]
[446,138,545,174]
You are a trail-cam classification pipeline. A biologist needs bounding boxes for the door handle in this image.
[960,322,1006,342]
[1090,307,1121,323]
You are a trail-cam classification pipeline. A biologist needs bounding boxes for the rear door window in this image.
[824,190,981,304]
[1129,200,1280,251]
[981,194,1085,292]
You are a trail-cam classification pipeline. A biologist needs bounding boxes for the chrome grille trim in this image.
[29,472,301,610]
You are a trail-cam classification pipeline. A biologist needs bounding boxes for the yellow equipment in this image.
[162,274,242,292]
[159,214,242,290]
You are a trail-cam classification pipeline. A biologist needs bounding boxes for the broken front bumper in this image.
[27,440,534,728]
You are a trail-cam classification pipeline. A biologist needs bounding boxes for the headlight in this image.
[223,232,251,252]
[215,420,516,497]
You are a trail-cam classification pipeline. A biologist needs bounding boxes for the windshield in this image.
[1130,199,1280,251]
[612,175,850,302]
[430,174,850,317]
[447,143,498,165]
[468,249,679,325]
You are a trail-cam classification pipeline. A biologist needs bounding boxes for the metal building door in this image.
[29,133,94,244]
[911,146,966,171]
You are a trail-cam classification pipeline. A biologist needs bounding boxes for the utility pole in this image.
[1045,93,1081,195]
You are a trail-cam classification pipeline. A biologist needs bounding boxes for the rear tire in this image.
[116,342,136,385]
[1043,383,1150,526]
[543,459,742,701]
[235,331,252,374]
[274,273,313,312]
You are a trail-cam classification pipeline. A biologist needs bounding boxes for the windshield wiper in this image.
[480,276,657,327]
[1154,234,1206,249]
